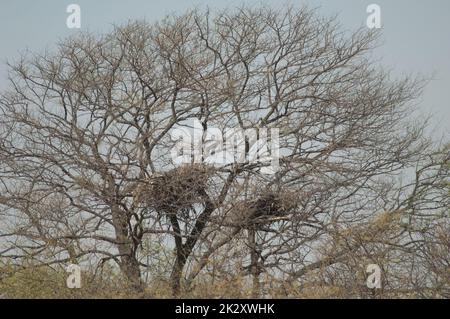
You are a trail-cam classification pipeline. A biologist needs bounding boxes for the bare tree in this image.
[0,6,447,297]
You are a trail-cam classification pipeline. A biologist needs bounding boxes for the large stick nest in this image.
[231,191,297,229]
[134,164,214,214]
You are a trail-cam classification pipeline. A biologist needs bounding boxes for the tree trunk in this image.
[111,202,143,293]
[248,228,260,298]
[120,254,144,293]
[169,196,216,296]
[170,255,184,296]
[169,214,185,296]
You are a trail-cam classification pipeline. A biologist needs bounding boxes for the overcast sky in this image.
[0,0,448,139]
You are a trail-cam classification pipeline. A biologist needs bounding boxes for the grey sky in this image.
[0,0,448,138]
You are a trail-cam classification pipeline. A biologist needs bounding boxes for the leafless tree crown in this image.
[0,6,448,298]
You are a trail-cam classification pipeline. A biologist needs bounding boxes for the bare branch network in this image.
[0,6,448,298]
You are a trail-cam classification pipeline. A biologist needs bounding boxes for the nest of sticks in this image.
[232,191,296,229]
[134,164,214,215]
